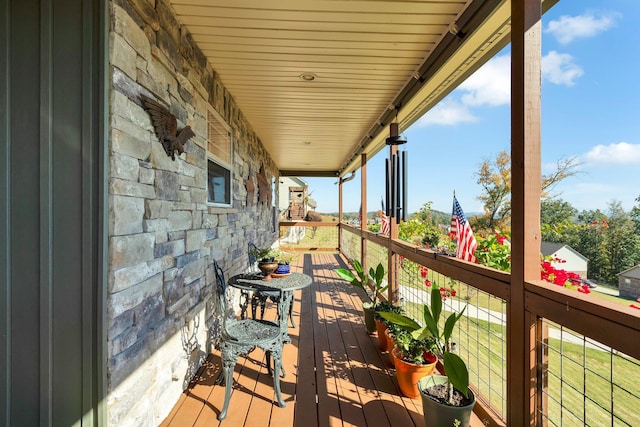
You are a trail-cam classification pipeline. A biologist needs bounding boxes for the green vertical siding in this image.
[0,0,107,425]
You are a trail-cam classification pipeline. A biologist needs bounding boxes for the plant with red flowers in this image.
[540,257,590,293]
[475,231,590,293]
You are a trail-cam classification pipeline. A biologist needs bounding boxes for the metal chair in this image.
[247,242,296,328]
[214,260,285,421]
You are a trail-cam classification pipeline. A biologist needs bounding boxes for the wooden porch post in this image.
[360,153,367,274]
[338,174,343,254]
[509,0,542,425]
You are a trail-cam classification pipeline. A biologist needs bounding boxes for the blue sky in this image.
[305,1,640,216]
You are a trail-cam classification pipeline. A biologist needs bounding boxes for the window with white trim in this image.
[207,107,233,206]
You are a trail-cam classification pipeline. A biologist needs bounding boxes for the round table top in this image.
[228,272,312,293]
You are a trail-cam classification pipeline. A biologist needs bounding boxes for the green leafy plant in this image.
[475,232,512,271]
[391,328,436,365]
[334,260,388,306]
[249,246,278,261]
[374,300,402,321]
[476,232,591,293]
[276,251,296,265]
[379,284,469,404]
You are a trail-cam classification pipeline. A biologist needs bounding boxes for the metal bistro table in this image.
[228,272,312,344]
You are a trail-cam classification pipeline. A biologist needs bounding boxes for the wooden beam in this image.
[536,316,548,427]
[508,0,542,425]
[279,221,339,227]
[525,281,640,358]
[391,242,511,301]
[279,170,339,177]
[360,153,367,274]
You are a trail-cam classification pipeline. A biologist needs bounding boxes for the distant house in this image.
[619,265,640,299]
[277,177,317,220]
[541,241,588,278]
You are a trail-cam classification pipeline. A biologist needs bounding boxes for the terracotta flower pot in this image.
[375,319,388,351]
[385,329,396,366]
[392,348,437,399]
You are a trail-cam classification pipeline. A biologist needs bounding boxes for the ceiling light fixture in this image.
[299,72,317,82]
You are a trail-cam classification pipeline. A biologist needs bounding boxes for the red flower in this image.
[424,279,432,287]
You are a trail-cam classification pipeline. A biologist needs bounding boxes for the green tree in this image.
[573,209,608,283]
[397,202,445,246]
[541,198,578,225]
[475,151,580,230]
[630,194,640,234]
[475,151,511,230]
[602,201,640,283]
[540,199,579,246]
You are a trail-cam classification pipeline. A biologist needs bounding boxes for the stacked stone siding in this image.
[107,0,278,425]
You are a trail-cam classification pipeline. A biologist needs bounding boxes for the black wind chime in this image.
[384,124,408,224]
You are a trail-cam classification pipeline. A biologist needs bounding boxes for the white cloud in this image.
[542,51,583,86]
[459,55,511,107]
[418,48,583,125]
[583,142,640,165]
[544,12,619,45]
[416,99,477,126]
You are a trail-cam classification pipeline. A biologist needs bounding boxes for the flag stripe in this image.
[451,196,477,263]
[381,198,390,235]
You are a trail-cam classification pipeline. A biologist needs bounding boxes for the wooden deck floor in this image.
[160,253,479,427]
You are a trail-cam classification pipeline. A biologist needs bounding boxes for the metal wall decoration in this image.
[245,169,255,206]
[256,164,270,205]
[140,95,195,160]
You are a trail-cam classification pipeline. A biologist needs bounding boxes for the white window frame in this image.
[206,106,233,207]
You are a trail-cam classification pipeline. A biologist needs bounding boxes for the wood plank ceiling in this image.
[169,0,516,176]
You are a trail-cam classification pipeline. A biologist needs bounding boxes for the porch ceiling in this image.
[169,0,550,177]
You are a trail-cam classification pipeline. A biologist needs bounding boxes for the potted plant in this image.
[373,300,402,352]
[275,251,295,275]
[334,260,387,333]
[378,310,438,399]
[249,246,277,262]
[249,246,279,280]
[384,318,405,366]
[416,285,474,427]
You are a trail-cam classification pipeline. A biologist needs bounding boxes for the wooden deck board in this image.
[160,253,486,427]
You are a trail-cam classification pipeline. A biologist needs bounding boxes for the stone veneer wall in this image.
[107,0,279,425]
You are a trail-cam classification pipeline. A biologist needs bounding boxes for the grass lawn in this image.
[279,224,338,250]
[589,289,638,308]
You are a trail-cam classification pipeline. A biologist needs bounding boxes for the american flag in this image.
[380,198,390,235]
[451,195,477,263]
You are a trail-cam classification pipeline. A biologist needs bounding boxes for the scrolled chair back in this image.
[213,260,227,314]
[248,242,258,270]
